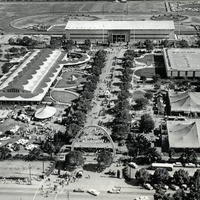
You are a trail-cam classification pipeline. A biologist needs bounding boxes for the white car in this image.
[128,162,138,169]
[144,183,153,190]
[134,196,149,200]
[0,136,10,141]
[87,189,100,196]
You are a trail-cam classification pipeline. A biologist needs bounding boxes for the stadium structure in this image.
[163,48,200,78]
[65,20,175,43]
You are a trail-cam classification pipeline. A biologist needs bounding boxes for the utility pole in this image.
[67,191,70,200]
[29,164,32,185]
[42,159,45,174]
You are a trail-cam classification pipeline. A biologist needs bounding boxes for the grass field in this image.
[0,1,166,18]
[55,71,85,88]
[51,90,78,103]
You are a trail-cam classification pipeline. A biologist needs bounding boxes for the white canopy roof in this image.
[66,20,175,30]
[169,90,200,113]
[35,106,56,119]
[167,119,200,148]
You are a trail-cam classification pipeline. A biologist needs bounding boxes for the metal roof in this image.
[65,20,175,30]
[164,48,200,71]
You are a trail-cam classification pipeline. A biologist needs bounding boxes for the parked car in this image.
[107,187,121,194]
[161,184,169,191]
[134,196,149,200]
[144,183,153,190]
[169,184,179,191]
[87,189,100,196]
[128,162,138,169]
[181,184,187,190]
[73,188,84,193]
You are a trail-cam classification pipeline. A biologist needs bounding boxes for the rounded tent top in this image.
[35,106,57,119]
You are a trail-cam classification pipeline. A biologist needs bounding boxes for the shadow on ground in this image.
[83,163,98,172]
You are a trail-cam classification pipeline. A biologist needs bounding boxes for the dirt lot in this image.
[0,160,52,178]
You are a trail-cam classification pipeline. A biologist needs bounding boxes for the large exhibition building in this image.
[0,49,65,104]
[163,48,200,78]
[65,20,175,43]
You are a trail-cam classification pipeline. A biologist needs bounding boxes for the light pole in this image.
[67,191,70,200]
[103,25,104,44]
[29,164,32,185]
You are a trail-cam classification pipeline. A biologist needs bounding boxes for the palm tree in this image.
[145,147,162,164]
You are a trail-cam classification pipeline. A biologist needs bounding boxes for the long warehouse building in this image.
[65,20,175,43]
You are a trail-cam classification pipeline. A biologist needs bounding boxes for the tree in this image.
[186,149,197,165]
[145,147,161,163]
[91,65,102,76]
[113,109,131,124]
[71,110,86,126]
[135,168,151,185]
[87,74,99,83]
[83,39,91,50]
[118,89,130,101]
[122,60,133,68]
[140,76,146,83]
[76,98,91,113]
[154,193,173,200]
[154,82,161,90]
[124,50,136,61]
[97,150,113,171]
[152,168,170,185]
[161,39,171,48]
[112,123,130,141]
[9,47,18,53]
[65,123,81,140]
[173,169,190,187]
[127,134,151,158]
[8,37,15,45]
[26,147,42,161]
[173,189,188,200]
[135,97,149,110]
[0,146,11,160]
[2,63,12,74]
[81,90,94,100]
[144,39,154,51]
[66,150,84,168]
[152,74,161,83]
[139,114,155,133]
[178,39,189,48]
[192,169,200,189]
[144,92,153,100]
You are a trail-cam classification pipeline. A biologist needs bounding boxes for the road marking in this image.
[78,4,86,12]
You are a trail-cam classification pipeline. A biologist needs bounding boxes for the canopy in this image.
[169,90,200,113]
[167,119,200,148]
[35,106,56,119]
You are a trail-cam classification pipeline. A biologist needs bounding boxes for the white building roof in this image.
[65,20,175,30]
[164,48,200,71]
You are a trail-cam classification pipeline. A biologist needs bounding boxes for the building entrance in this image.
[112,34,126,43]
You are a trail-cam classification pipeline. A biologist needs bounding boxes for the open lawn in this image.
[0,1,166,17]
[51,90,78,103]
[55,71,85,88]
[135,54,154,66]
[131,89,146,101]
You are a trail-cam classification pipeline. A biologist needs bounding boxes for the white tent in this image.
[169,90,200,113]
[167,119,200,148]
[35,106,57,119]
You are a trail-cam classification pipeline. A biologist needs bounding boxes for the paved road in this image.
[0,185,154,200]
